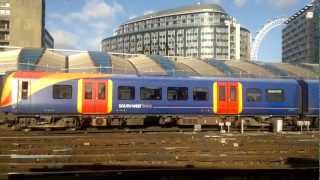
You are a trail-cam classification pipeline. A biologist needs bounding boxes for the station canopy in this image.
[0,48,318,79]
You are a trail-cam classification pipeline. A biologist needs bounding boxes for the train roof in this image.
[4,71,307,83]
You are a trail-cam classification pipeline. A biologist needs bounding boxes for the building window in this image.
[167,87,188,100]
[0,9,10,15]
[0,2,10,8]
[21,81,29,100]
[53,85,72,99]
[246,88,262,102]
[266,89,284,102]
[193,88,208,101]
[140,87,162,100]
[118,86,135,100]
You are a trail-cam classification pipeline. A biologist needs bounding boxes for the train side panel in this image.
[112,77,213,115]
[304,80,319,117]
[241,79,300,116]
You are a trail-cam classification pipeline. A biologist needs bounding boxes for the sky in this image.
[46,0,311,62]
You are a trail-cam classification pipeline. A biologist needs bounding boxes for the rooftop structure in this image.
[0,49,318,79]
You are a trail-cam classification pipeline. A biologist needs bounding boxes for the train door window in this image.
[266,89,284,102]
[219,86,225,101]
[167,87,188,101]
[230,86,237,101]
[98,83,106,100]
[246,88,262,102]
[53,85,72,99]
[118,86,135,100]
[85,83,92,99]
[140,87,162,100]
[21,81,28,100]
[193,88,208,101]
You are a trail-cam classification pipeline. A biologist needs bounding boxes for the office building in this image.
[0,0,54,48]
[282,3,318,64]
[102,4,251,60]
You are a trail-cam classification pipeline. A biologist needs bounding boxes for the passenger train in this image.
[0,71,318,129]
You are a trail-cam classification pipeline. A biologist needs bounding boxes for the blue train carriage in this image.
[300,79,319,127]
[239,78,301,127]
[111,76,215,126]
[0,71,112,129]
[0,71,306,129]
[111,76,301,126]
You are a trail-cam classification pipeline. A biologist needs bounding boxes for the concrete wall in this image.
[9,0,44,48]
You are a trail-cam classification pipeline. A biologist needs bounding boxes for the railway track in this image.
[1,123,306,136]
[0,128,318,179]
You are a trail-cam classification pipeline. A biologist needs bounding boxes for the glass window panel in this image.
[230,86,237,101]
[266,89,284,102]
[98,83,106,100]
[140,87,162,100]
[193,88,208,101]
[21,81,28,100]
[118,86,135,100]
[246,88,262,102]
[219,86,225,101]
[53,85,72,99]
[167,87,188,101]
[85,83,92,99]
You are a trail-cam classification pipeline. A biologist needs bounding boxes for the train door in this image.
[17,80,31,113]
[214,81,242,115]
[81,79,111,114]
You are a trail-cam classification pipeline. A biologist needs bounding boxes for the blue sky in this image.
[46,0,311,62]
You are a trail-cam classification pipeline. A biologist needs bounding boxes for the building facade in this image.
[314,0,319,64]
[282,3,318,64]
[102,4,251,60]
[0,0,54,48]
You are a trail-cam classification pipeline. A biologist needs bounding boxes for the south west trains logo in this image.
[118,104,153,109]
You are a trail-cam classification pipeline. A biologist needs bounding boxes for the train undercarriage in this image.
[0,113,318,132]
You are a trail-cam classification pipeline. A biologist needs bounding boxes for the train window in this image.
[246,88,262,102]
[118,86,135,100]
[140,87,162,100]
[85,83,92,99]
[266,89,284,102]
[230,86,237,101]
[193,88,208,101]
[53,85,72,99]
[167,87,188,101]
[98,83,106,100]
[219,86,225,101]
[21,81,28,100]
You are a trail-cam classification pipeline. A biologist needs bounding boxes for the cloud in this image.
[129,15,137,19]
[50,30,80,49]
[143,10,154,15]
[234,0,247,7]
[50,0,123,24]
[203,0,222,4]
[203,0,248,7]
[48,0,124,51]
[268,0,298,9]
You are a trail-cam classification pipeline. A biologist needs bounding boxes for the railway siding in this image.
[0,129,318,177]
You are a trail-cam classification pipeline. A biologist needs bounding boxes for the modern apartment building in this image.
[0,0,54,48]
[102,4,251,61]
[282,3,318,64]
